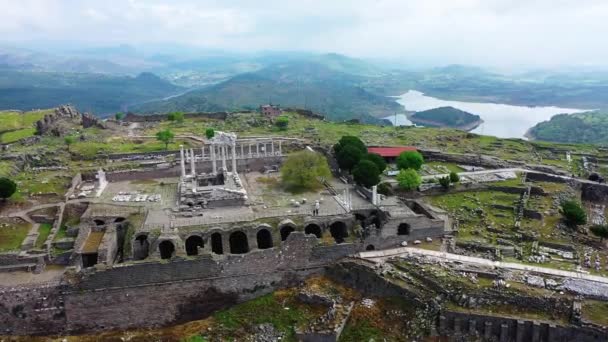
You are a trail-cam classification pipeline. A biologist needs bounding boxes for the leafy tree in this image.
[0,177,17,201]
[449,171,460,183]
[363,153,387,173]
[281,151,331,192]
[205,128,215,139]
[590,225,608,241]
[377,182,394,196]
[168,111,185,123]
[115,112,125,121]
[64,136,75,152]
[560,200,587,226]
[156,129,175,150]
[275,116,289,130]
[396,151,424,171]
[397,169,421,191]
[333,136,366,155]
[336,144,364,171]
[438,176,451,189]
[352,160,380,188]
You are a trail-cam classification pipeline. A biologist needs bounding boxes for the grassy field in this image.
[0,221,31,252]
[0,109,50,132]
[0,128,37,143]
[35,223,53,249]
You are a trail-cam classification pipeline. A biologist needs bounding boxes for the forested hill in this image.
[410,106,482,130]
[0,71,183,116]
[527,111,608,144]
[131,61,402,124]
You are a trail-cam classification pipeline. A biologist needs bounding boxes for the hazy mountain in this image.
[132,60,401,123]
[0,71,183,115]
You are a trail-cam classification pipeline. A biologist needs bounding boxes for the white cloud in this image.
[0,0,607,67]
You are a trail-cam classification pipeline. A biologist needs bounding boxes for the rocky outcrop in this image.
[35,105,105,136]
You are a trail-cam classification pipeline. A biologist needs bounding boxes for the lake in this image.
[385,90,588,139]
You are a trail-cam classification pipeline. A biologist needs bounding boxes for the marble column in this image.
[201,146,205,161]
[190,148,196,176]
[248,143,252,157]
[222,144,227,171]
[264,142,268,156]
[240,143,244,158]
[211,144,217,174]
[256,142,259,157]
[278,140,282,155]
[271,139,275,155]
[232,143,237,173]
[179,145,186,178]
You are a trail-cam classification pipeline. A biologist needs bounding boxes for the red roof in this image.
[367,146,417,158]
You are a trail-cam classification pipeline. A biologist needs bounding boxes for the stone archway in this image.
[229,231,249,254]
[211,232,223,255]
[305,223,322,238]
[159,240,175,259]
[256,229,273,249]
[366,244,375,251]
[133,234,149,260]
[93,219,105,226]
[330,221,348,244]
[185,235,204,256]
[114,217,126,223]
[398,223,411,235]
[280,225,295,241]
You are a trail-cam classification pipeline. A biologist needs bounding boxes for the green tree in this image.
[352,160,380,188]
[0,177,17,201]
[336,144,364,171]
[168,111,184,123]
[590,225,608,241]
[205,128,215,139]
[449,171,460,183]
[363,153,387,173]
[396,151,424,171]
[560,200,587,226]
[438,176,451,189]
[397,169,421,191]
[156,129,175,150]
[115,112,125,121]
[275,116,289,130]
[333,136,366,155]
[281,151,331,192]
[64,136,75,152]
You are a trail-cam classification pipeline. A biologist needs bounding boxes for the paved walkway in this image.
[358,247,608,285]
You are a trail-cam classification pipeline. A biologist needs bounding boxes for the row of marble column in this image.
[179,140,283,178]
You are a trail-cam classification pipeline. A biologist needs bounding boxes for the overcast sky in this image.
[2,0,607,68]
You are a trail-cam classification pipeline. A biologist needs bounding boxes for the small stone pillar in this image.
[484,321,492,339]
[180,145,186,178]
[240,143,244,158]
[271,139,275,155]
[469,319,477,336]
[232,143,237,173]
[516,320,525,342]
[279,140,282,155]
[438,315,446,334]
[191,177,197,193]
[372,185,378,205]
[249,143,253,157]
[211,144,217,174]
[201,146,205,160]
[190,149,196,176]
[500,323,509,342]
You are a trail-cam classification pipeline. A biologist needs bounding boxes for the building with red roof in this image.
[367,146,418,162]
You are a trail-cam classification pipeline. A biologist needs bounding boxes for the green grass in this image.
[583,300,608,326]
[211,292,316,341]
[0,221,31,252]
[0,109,49,131]
[53,225,67,241]
[0,161,16,177]
[0,128,36,143]
[34,223,52,249]
[340,320,382,341]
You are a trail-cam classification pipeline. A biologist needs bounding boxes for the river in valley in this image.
[384,90,588,139]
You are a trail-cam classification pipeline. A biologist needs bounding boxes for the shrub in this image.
[0,177,17,200]
[275,116,289,130]
[438,176,451,189]
[449,171,460,183]
[377,182,394,196]
[168,111,184,123]
[205,128,215,139]
[396,151,424,171]
[560,200,587,226]
[352,160,380,188]
[590,225,608,241]
[397,169,421,191]
[336,144,364,172]
[155,129,175,150]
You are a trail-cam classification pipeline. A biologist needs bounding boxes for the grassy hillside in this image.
[0,71,183,115]
[527,111,608,144]
[132,61,401,123]
[410,106,482,129]
[0,109,54,143]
